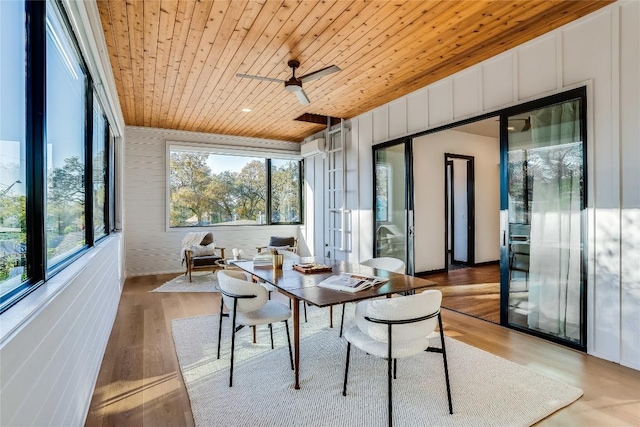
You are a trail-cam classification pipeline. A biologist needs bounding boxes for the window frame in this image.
[166,142,302,229]
[0,0,115,313]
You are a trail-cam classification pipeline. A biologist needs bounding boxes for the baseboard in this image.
[415,268,447,276]
[472,260,500,267]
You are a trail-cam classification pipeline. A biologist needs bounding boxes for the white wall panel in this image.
[517,35,558,99]
[453,68,481,119]
[428,80,453,126]
[356,113,374,263]
[407,89,428,133]
[619,0,640,370]
[388,99,407,138]
[124,127,301,276]
[482,53,515,110]
[372,106,389,143]
[346,2,639,367]
[0,236,123,426]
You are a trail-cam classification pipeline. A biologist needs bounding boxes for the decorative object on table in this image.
[318,272,388,293]
[292,263,333,274]
[172,306,583,427]
[257,236,298,254]
[253,252,274,268]
[181,232,226,282]
[342,290,452,427]
[231,248,245,261]
[271,252,284,269]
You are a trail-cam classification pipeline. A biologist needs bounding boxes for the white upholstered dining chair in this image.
[216,270,294,387]
[341,290,453,427]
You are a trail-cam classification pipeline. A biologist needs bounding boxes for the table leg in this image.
[292,296,300,389]
[252,325,257,343]
[329,305,334,328]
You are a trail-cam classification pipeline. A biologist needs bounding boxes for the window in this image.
[0,0,28,301]
[45,1,87,266]
[0,0,115,313]
[169,148,301,227]
[93,97,107,239]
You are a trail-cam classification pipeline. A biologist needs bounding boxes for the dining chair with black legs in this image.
[342,290,453,427]
[216,270,294,387]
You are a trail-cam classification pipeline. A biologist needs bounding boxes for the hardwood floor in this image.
[85,273,640,426]
[419,263,501,323]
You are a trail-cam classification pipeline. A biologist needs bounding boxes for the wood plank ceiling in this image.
[97,0,612,142]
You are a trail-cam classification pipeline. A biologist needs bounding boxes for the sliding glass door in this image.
[500,90,586,348]
[373,141,413,274]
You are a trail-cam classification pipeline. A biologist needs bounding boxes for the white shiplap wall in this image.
[124,127,302,276]
[347,1,640,369]
[0,235,124,426]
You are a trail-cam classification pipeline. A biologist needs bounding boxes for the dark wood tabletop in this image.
[234,257,438,307]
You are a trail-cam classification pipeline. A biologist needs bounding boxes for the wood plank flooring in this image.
[85,272,640,426]
[419,263,501,323]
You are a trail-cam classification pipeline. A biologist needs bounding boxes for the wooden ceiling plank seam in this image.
[163,0,216,129]
[125,0,145,126]
[142,0,161,128]
[189,0,327,133]
[149,0,178,128]
[339,0,610,118]
[182,0,270,131]
[201,0,352,135]
[172,1,282,130]
[186,0,289,132]
[158,0,197,128]
[180,2,296,132]
[266,0,530,125]
[98,0,612,141]
[97,2,127,121]
[107,0,137,125]
[209,0,367,136]
[196,0,308,132]
[311,0,564,113]
[169,0,238,130]
[227,0,437,137]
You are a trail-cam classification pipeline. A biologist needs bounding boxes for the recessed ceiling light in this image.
[241,108,252,113]
[507,126,515,131]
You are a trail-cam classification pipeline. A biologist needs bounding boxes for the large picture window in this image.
[93,97,107,240]
[169,147,301,227]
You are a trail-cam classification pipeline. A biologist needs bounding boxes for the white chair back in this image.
[360,257,405,274]
[217,270,268,313]
[355,290,442,344]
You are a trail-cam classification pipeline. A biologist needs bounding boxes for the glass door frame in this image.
[499,86,588,351]
[371,138,414,275]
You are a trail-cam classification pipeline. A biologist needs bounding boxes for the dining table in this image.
[233,256,439,389]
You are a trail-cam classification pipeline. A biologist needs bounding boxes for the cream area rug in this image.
[172,307,583,427]
[150,272,220,292]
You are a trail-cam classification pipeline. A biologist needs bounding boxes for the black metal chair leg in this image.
[217,296,224,359]
[387,324,393,427]
[285,320,294,370]
[269,323,274,349]
[393,358,397,379]
[342,342,351,396]
[229,300,239,387]
[438,313,453,414]
[339,303,346,337]
[303,301,308,322]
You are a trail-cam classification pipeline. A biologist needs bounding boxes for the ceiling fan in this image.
[236,60,340,105]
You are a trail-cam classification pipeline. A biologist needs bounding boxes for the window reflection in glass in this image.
[0,0,28,298]
[270,159,301,224]
[93,98,106,239]
[45,2,86,266]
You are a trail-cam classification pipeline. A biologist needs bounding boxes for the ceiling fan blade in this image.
[299,65,340,83]
[293,88,310,105]
[236,73,284,84]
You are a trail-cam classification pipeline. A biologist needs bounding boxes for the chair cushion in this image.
[268,236,295,247]
[200,232,214,246]
[343,325,430,359]
[189,243,216,257]
[235,301,292,326]
[192,254,222,266]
